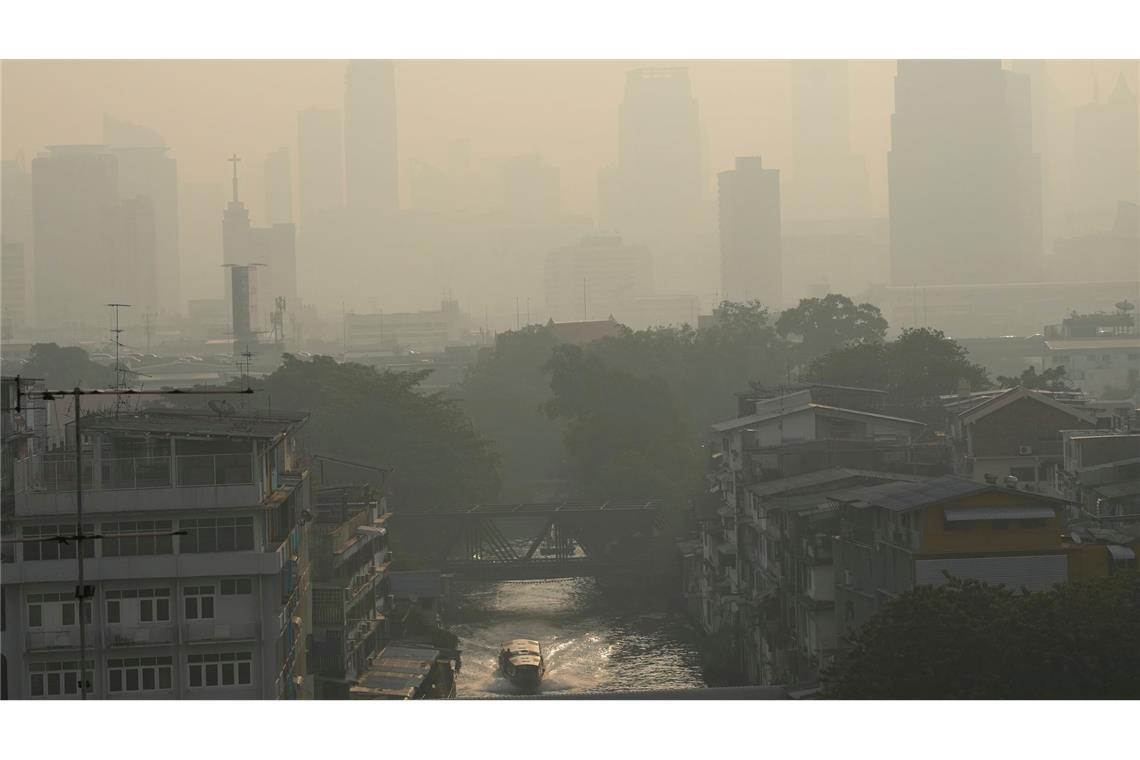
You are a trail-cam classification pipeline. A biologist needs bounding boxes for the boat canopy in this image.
[508,654,543,667]
[502,639,541,654]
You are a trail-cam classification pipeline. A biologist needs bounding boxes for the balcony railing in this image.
[18,453,253,493]
[26,628,81,650]
[106,624,177,648]
[183,621,259,642]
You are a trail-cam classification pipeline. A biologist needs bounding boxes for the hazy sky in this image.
[5,60,1134,224]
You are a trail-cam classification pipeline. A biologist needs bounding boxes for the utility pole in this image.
[13,382,255,700]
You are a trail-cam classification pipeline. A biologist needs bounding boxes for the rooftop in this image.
[710,403,925,434]
[828,475,1072,513]
[747,468,927,499]
[78,407,308,440]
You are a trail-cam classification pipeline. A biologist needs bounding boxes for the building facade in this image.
[718,156,782,308]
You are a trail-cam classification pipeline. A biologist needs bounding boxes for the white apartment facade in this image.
[1,407,311,700]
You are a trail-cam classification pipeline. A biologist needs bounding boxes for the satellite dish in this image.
[209,399,236,416]
[1115,300,1135,312]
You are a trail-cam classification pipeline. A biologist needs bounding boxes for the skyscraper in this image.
[297,107,345,226]
[31,145,120,328]
[343,60,399,217]
[888,60,1043,286]
[787,61,871,221]
[1070,73,1139,236]
[610,68,705,295]
[718,157,783,307]
[263,147,294,226]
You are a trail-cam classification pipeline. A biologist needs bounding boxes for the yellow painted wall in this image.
[918,490,1064,555]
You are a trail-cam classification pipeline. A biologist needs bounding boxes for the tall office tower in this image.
[611,68,704,294]
[2,242,26,339]
[114,196,159,313]
[718,157,783,307]
[179,181,223,304]
[1071,72,1139,237]
[544,234,652,323]
[343,60,399,217]
[107,145,180,315]
[787,61,871,221]
[263,147,294,226]
[501,154,560,221]
[31,145,121,328]
[888,60,1043,286]
[297,108,345,226]
[2,160,34,325]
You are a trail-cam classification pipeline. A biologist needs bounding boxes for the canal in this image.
[450,577,708,697]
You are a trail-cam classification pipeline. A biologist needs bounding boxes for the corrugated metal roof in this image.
[748,468,927,499]
[914,554,1068,592]
[943,506,1056,522]
[854,476,993,512]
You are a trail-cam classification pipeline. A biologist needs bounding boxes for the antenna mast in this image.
[108,303,132,415]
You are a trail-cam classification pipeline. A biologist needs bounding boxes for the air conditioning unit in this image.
[1018,445,1033,455]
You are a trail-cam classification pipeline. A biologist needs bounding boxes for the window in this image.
[183,586,215,620]
[106,588,171,624]
[27,593,89,628]
[28,660,92,698]
[107,656,173,693]
[220,578,252,596]
[180,517,254,553]
[101,521,173,556]
[22,525,95,561]
[187,652,252,688]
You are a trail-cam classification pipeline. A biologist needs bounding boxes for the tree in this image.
[775,294,887,359]
[823,572,1140,699]
[994,365,1073,391]
[22,343,116,388]
[252,354,501,511]
[544,344,703,534]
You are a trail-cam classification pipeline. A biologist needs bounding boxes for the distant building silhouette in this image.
[1,241,26,339]
[545,234,652,323]
[263,147,294,225]
[787,61,871,221]
[179,181,223,303]
[32,145,155,327]
[297,107,345,226]
[888,60,1043,286]
[344,60,399,218]
[718,157,782,308]
[1,160,33,326]
[1070,73,1139,237]
[227,263,260,350]
[501,154,559,221]
[605,68,704,295]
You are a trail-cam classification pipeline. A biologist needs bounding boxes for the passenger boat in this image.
[498,639,545,689]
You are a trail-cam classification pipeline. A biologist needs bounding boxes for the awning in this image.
[1107,545,1137,561]
[943,506,1055,522]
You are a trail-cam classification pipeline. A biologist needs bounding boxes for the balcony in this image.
[14,453,260,516]
[106,624,177,648]
[26,628,81,651]
[183,621,260,643]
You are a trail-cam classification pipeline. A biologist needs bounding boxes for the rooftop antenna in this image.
[239,346,255,393]
[228,152,242,203]
[108,303,132,415]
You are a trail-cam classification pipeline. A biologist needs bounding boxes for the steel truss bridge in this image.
[391,501,666,581]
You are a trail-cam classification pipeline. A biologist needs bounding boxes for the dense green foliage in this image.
[995,365,1073,391]
[255,354,501,511]
[543,345,704,532]
[823,572,1140,699]
[775,294,888,361]
[22,343,117,388]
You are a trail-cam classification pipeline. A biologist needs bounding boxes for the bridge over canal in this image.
[391,501,668,582]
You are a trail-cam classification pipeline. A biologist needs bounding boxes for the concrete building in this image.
[297,108,345,226]
[545,234,652,324]
[718,157,782,308]
[1043,308,1140,396]
[889,61,1042,286]
[228,264,260,350]
[2,407,312,699]
[781,218,890,305]
[31,146,120,329]
[179,182,224,305]
[786,61,872,222]
[344,60,399,218]
[343,300,474,356]
[1070,74,1139,237]
[1051,201,1140,283]
[263,147,294,226]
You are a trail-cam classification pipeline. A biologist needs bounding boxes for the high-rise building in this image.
[31,145,121,328]
[787,61,872,221]
[107,146,179,315]
[2,241,27,339]
[610,68,705,295]
[114,196,159,314]
[343,60,399,218]
[263,147,293,226]
[718,157,783,307]
[545,234,652,323]
[1070,73,1139,237]
[297,108,345,225]
[889,60,1043,286]
[179,181,224,304]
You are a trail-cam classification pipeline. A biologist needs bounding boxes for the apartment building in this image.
[2,407,311,699]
